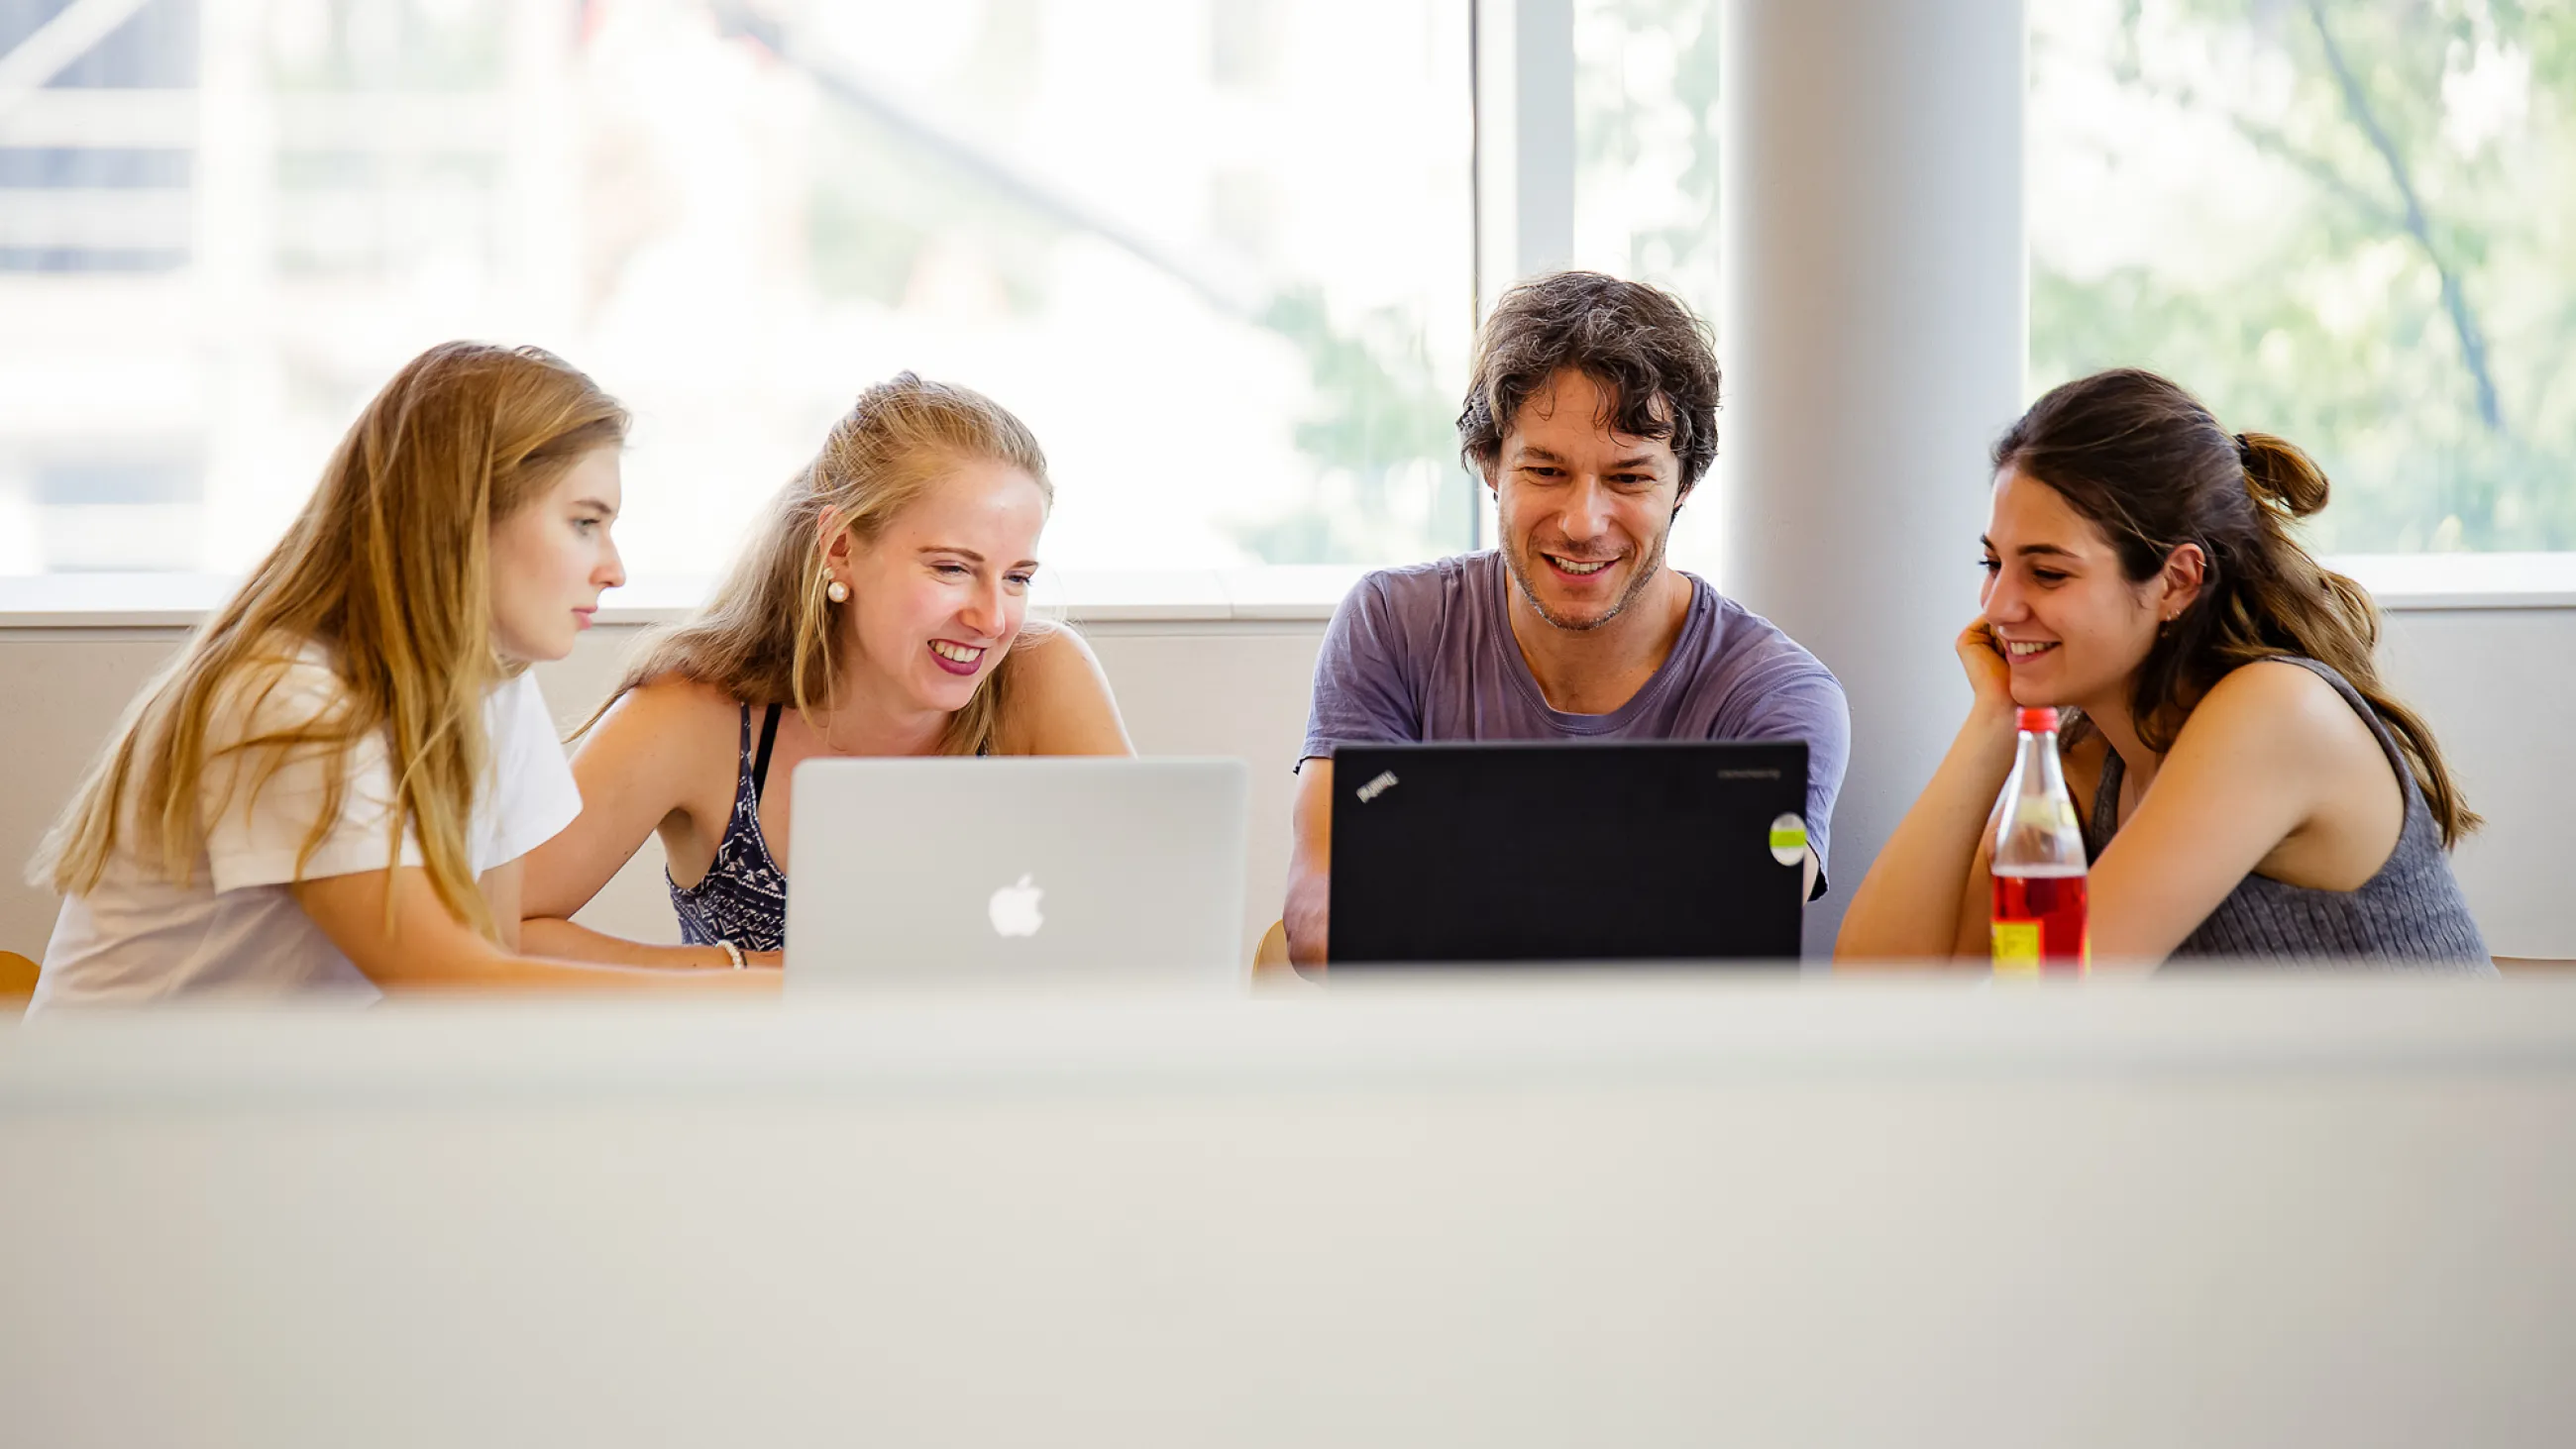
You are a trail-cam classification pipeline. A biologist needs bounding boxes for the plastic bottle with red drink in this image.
[1990,706,2090,975]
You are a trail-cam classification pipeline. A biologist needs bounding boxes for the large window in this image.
[1573,0,2576,562]
[0,0,1475,577]
[2031,0,2576,555]
[7,1,2568,581]
[1569,0,1717,329]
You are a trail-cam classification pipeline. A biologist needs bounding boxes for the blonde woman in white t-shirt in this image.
[26,343,777,1007]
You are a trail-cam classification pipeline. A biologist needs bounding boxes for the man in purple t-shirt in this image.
[1284,271,1850,968]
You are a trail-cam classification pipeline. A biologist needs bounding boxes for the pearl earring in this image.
[824,577,850,604]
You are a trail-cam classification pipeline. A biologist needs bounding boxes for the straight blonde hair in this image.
[595,372,1053,754]
[31,343,628,937]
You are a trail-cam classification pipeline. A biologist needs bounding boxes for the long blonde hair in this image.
[597,372,1053,754]
[31,343,629,936]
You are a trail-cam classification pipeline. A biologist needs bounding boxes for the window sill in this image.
[1,555,2569,631]
[0,567,1375,631]
[2326,554,2576,611]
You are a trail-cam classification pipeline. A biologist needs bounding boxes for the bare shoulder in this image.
[558,673,752,840]
[2177,658,2379,769]
[581,672,741,756]
[1011,620,1103,674]
[995,623,1129,755]
[1002,623,1113,705]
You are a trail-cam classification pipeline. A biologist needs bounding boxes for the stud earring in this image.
[825,576,850,604]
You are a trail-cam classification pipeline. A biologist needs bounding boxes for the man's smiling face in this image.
[1490,368,1684,632]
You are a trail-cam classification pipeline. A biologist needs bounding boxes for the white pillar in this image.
[1718,0,2026,954]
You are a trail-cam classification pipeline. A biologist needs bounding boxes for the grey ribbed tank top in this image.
[2083,658,2491,970]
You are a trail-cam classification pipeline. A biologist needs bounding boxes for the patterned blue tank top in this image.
[668,703,788,953]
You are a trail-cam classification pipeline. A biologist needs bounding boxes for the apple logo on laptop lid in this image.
[988,874,1044,938]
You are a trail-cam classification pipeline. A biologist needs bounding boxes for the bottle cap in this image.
[2015,706,2060,733]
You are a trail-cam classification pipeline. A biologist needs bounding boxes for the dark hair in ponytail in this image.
[1993,367,2476,847]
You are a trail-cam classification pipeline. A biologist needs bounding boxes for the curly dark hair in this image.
[1455,270,1722,495]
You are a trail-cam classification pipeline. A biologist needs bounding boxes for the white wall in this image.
[0,605,2569,963]
[2368,609,2576,959]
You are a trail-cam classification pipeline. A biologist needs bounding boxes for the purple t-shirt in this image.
[1300,551,1851,885]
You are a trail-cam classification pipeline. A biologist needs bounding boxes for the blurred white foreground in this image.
[4,975,2572,1447]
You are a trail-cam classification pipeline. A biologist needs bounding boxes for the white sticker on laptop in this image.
[1768,813,1806,866]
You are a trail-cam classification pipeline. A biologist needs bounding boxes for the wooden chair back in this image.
[1,949,41,1012]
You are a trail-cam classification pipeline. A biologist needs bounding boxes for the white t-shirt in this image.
[32,643,584,1010]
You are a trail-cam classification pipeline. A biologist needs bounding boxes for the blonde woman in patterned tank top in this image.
[517,374,1132,968]
[1839,368,2487,969]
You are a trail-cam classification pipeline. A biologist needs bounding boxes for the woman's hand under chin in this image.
[1955,618,2019,721]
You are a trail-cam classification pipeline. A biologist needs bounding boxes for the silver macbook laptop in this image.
[783,758,1249,990]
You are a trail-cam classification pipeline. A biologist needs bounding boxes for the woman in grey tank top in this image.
[1839,368,2489,969]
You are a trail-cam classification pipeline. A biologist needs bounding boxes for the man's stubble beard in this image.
[1503,515,1674,633]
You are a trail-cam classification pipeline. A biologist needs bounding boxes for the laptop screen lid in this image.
[1327,741,1809,967]
[783,758,1249,991]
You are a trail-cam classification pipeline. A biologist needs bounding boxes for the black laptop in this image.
[1327,740,1811,966]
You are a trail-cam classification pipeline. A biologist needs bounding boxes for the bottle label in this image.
[1991,920,2042,976]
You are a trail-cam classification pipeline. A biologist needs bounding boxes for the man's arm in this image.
[1282,571,1422,979]
[1281,759,1335,975]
